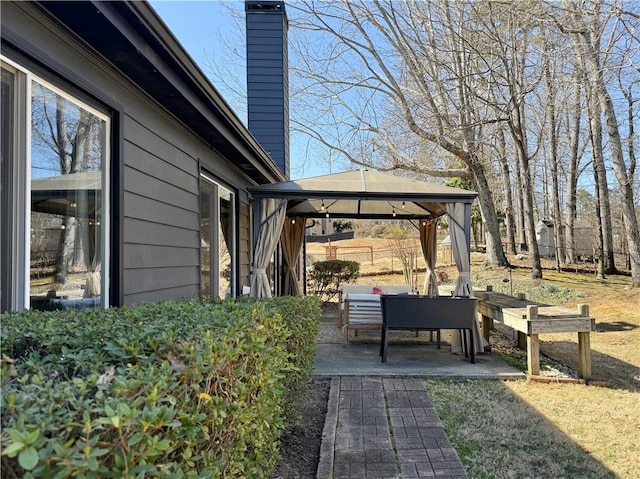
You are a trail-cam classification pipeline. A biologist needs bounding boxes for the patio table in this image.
[380,295,478,364]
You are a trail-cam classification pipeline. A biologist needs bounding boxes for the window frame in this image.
[200,172,237,299]
[1,55,111,311]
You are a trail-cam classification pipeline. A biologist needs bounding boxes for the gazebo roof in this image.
[249,169,477,219]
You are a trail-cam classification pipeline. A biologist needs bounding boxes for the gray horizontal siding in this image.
[124,167,197,217]
[123,266,199,296]
[124,191,198,230]
[247,52,284,62]
[124,218,199,248]
[246,43,285,54]
[5,2,261,307]
[124,244,199,269]
[246,16,284,30]
[124,285,198,305]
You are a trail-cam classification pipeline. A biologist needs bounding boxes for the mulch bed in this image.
[271,378,330,479]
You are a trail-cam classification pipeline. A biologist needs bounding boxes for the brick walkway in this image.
[317,377,467,479]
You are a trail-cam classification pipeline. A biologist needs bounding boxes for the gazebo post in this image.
[464,202,472,255]
[251,196,261,272]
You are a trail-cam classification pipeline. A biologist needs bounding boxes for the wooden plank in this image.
[503,306,584,319]
[527,318,595,334]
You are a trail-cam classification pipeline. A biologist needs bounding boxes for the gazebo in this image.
[247,169,477,300]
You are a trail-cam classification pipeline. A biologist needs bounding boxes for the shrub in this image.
[308,259,360,301]
[1,297,321,478]
[263,296,321,421]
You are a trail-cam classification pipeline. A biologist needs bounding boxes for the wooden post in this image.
[481,315,491,342]
[517,293,527,348]
[480,285,493,342]
[577,304,592,379]
[526,305,540,376]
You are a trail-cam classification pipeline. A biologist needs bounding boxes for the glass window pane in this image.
[30,81,107,310]
[1,68,15,312]
[219,186,234,298]
[200,181,213,300]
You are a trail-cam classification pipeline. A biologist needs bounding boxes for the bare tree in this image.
[564,78,589,264]
[553,0,640,285]
[31,85,100,286]
[291,0,510,266]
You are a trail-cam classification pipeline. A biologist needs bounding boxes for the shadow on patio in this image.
[313,303,524,378]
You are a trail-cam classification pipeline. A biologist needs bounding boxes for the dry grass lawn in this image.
[309,237,640,478]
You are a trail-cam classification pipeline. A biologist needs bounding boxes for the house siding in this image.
[2,2,258,307]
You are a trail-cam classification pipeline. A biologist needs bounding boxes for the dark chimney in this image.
[245,1,290,179]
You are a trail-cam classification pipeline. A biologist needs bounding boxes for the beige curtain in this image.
[420,219,439,296]
[280,216,306,296]
[446,203,472,296]
[250,198,288,298]
[445,203,488,352]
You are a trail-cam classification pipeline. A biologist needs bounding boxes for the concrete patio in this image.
[313,306,523,478]
[313,307,524,379]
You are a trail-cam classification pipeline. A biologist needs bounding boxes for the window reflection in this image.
[200,175,235,300]
[219,186,234,298]
[30,81,107,309]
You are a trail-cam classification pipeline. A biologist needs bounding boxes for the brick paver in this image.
[326,377,467,479]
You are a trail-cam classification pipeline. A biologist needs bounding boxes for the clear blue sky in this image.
[150,1,330,179]
[150,1,240,103]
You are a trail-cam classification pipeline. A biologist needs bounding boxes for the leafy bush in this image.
[308,260,360,301]
[263,296,321,421]
[1,297,321,478]
[332,220,352,233]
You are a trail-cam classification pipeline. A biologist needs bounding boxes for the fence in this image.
[307,244,455,274]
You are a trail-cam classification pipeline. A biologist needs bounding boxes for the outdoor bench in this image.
[380,295,478,363]
[338,284,413,328]
[341,287,418,347]
[475,287,595,378]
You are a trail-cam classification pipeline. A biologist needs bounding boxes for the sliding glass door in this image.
[200,173,235,300]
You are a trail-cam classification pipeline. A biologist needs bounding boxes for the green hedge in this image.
[0,296,321,478]
[308,260,360,301]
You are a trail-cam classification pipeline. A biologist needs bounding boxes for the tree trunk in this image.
[544,51,565,270]
[514,161,528,252]
[587,67,640,285]
[509,99,542,279]
[469,157,508,267]
[497,126,517,255]
[564,81,582,264]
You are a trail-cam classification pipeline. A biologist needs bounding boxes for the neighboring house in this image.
[1,1,289,312]
[535,219,556,258]
[535,219,595,260]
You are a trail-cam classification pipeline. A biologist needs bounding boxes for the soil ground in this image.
[271,378,330,479]
[272,237,639,478]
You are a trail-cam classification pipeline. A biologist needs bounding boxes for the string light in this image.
[325,211,330,218]
[392,207,396,218]
[320,200,325,212]
[291,218,296,224]
[401,201,405,209]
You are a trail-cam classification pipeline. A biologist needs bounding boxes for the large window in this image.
[1,58,110,312]
[200,173,235,300]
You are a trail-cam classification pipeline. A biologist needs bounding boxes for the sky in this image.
[149,1,329,180]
